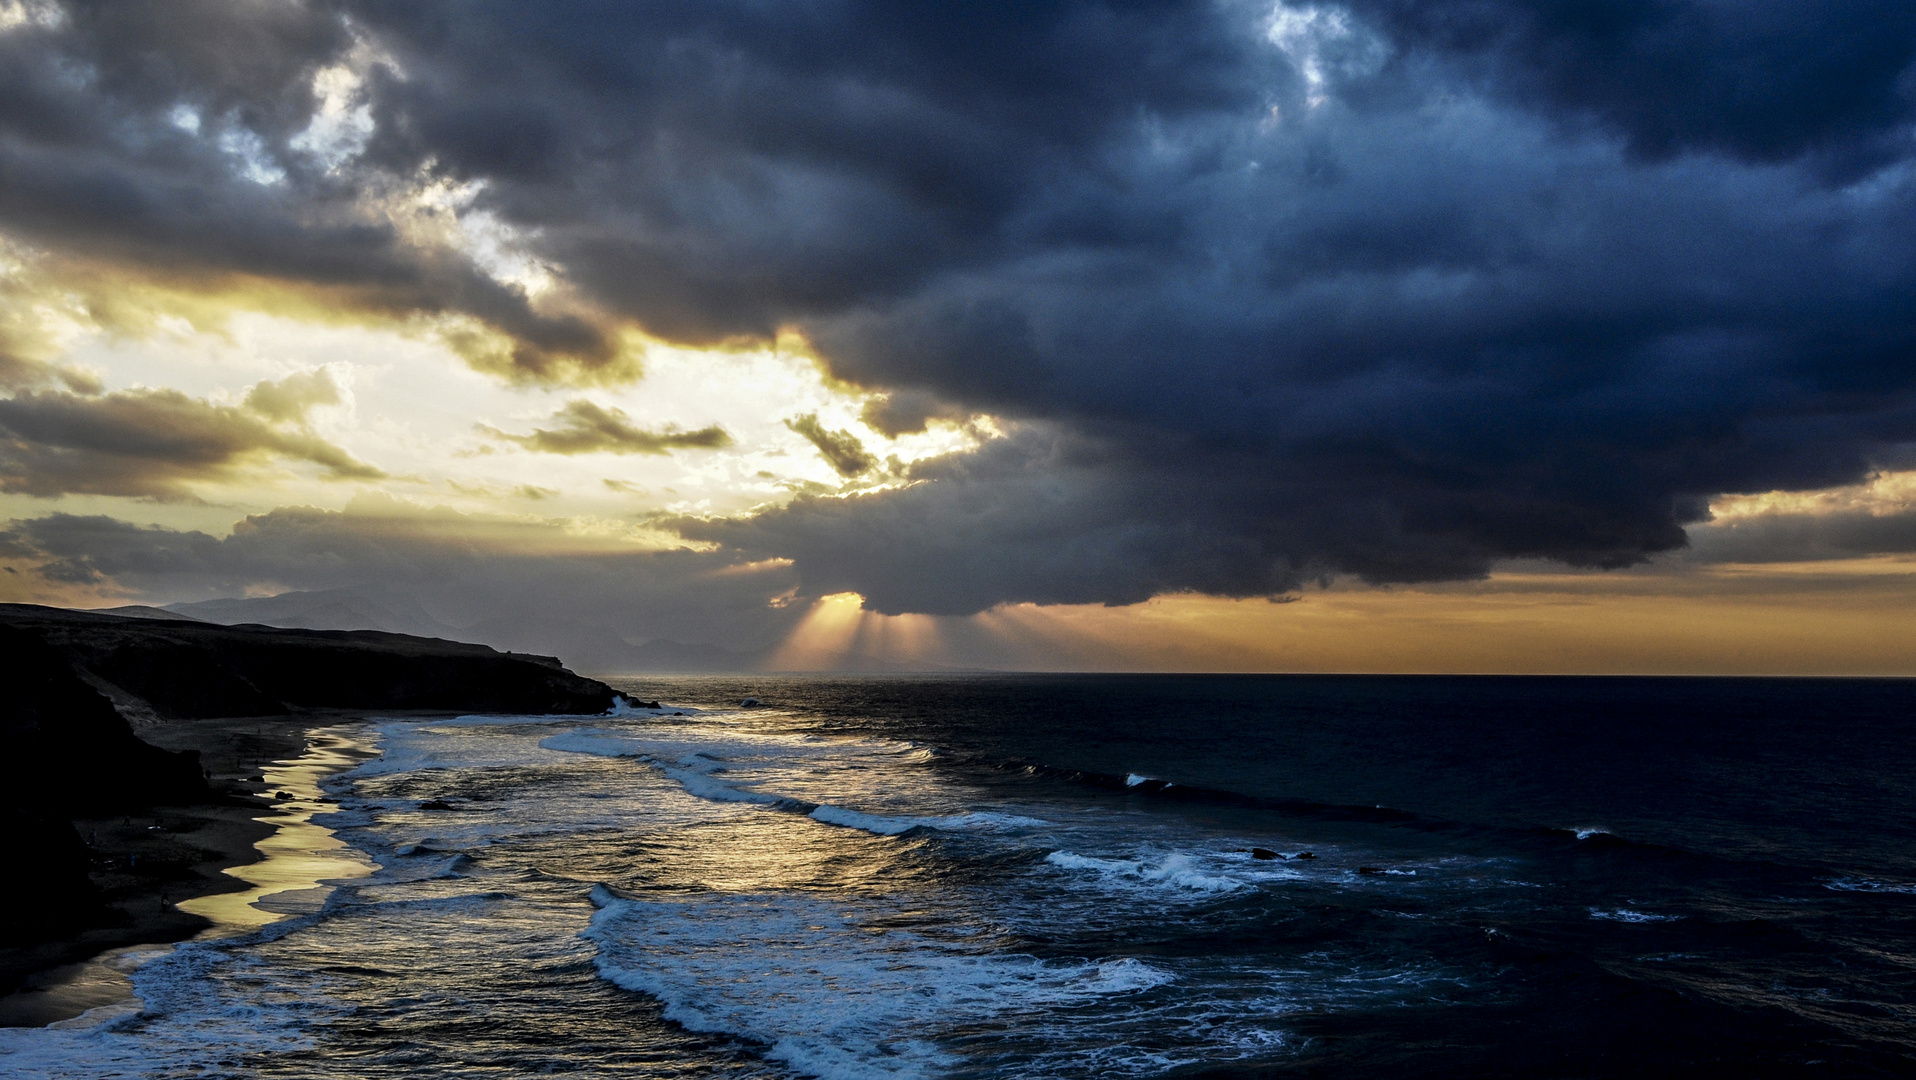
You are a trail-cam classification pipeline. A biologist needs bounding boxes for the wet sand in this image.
[175,726,379,929]
[0,717,387,1027]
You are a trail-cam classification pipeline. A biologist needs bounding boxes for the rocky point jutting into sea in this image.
[0,603,617,1005]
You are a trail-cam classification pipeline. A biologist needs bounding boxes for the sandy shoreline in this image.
[0,714,405,1027]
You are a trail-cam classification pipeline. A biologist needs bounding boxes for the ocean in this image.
[4,674,1913,1078]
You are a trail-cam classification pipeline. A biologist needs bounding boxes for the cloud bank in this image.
[2,1,1915,616]
[0,377,379,499]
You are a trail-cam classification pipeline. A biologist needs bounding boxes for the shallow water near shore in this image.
[1,674,1912,1077]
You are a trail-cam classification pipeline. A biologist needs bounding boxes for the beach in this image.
[0,717,379,1027]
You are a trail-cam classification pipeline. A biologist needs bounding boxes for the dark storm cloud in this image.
[0,385,381,498]
[481,399,732,456]
[859,390,970,438]
[1343,0,1916,170]
[684,428,1309,615]
[0,0,614,377]
[340,0,1265,341]
[12,1,1916,612]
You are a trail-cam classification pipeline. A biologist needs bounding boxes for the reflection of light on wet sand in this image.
[177,726,378,932]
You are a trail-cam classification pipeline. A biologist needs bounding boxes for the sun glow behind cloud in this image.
[0,276,987,533]
[1708,470,1916,521]
[765,592,948,671]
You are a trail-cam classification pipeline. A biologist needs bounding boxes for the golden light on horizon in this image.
[764,592,871,671]
[764,592,950,671]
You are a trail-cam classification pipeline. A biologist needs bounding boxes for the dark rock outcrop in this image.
[0,808,103,947]
[0,625,214,944]
[0,624,212,814]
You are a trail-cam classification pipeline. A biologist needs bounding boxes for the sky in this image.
[0,0,1913,674]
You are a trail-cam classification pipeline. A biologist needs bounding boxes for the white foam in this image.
[1125,773,1153,787]
[539,730,640,757]
[427,712,585,727]
[541,731,812,809]
[349,718,564,777]
[1046,850,1246,893]
[585,886,1178,1080]
[805,805,1052,836]
[0,935,330,1077]
[606,696,706,717]
[657,761,787,806]
[542,730,1051,836]
[808,803,924,834]
[1824,878,1916,894]
[1572,827,1613,840]
[1589,908,1682,923]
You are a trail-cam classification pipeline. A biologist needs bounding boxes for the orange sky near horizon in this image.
[753,557,1916,676]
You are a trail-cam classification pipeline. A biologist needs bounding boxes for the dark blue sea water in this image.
[5,675,1913,1077]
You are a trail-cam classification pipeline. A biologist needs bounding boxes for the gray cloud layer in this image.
[785,414,878,478]
[5,1,1916,612]
[0,381,380,498]
[483,399,732,456]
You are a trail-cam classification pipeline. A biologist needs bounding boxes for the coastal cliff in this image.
[0,604,620,1003]
[0,604,618,718]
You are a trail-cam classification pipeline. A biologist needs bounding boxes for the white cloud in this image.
[218,126,286,186]
[1265,2,1387,108]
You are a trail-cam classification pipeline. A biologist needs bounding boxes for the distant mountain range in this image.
[153,587,763,675]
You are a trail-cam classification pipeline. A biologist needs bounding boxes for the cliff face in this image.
[0,624,214,813]
[0,605,620,718]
